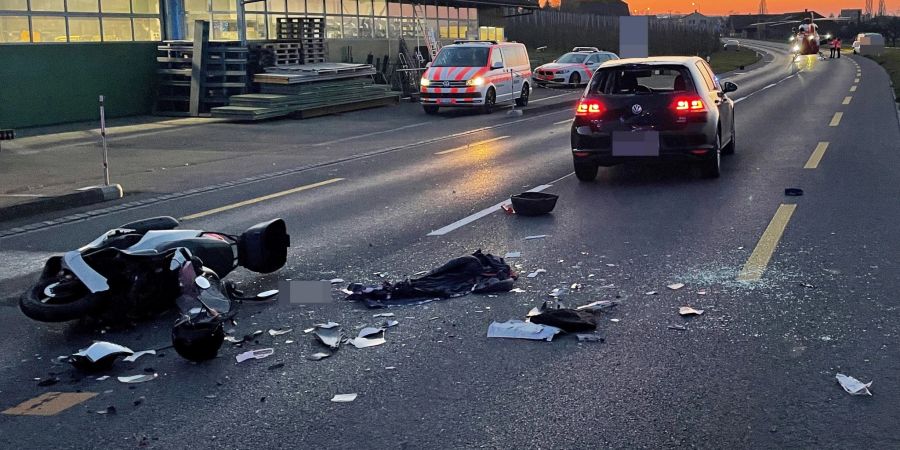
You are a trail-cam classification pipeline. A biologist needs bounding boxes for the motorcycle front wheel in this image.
[20,261,102,322]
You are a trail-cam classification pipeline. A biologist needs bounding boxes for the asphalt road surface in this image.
[1,41,899,449]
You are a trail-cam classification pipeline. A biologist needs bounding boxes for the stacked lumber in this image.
[211,64,399,121]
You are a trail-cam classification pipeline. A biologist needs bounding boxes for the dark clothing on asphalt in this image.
[345,250,517,308]
[530,308,598,332]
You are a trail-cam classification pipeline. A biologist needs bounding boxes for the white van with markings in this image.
[420,41,532,115]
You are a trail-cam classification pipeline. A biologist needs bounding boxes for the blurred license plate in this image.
[612,131,659,156]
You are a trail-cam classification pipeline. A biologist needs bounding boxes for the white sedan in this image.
[534,49,619,86]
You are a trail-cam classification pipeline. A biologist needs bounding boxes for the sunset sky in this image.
[553,1,896,17]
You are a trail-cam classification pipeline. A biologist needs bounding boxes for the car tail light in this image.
[673,97,706,112]
[576,99,603,117]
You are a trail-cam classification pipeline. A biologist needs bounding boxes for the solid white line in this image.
[554,118,573,125]
[427,184,553,236]
[435,136,509,155]
[315,121,435,147]
[761,83,777,90]
[531,92,578,103]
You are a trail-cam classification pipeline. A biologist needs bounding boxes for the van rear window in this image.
[432,47,489,67]
[589,65,694,95]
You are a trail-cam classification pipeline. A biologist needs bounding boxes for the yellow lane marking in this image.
[854,78,860,83]
[842,96,852,105]
[737,204,798,281]
[804,142,829,169]
[435,136,510,155]
[830,112,843,127]
[180,178,345,220]
[850,85,858,92]
[3,392,98,416]
[554,119,573,125]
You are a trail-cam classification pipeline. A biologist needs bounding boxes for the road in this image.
[2,40,900,448]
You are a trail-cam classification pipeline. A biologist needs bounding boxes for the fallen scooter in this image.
[20,216,289,323]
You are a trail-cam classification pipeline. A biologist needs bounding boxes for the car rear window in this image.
[589,65,695,95]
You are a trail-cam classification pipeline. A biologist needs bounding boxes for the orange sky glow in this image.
[553,1,895,17]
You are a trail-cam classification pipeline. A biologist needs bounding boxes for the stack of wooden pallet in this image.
[154,39,249,116]
[277,18,326,64]
[249,41,302,67]
[210,63,399,121]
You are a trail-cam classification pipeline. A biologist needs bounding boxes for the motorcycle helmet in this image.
[171,262,232,362]
[172,318,225,362]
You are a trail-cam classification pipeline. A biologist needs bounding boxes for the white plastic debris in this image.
[349,327,386,349]
[667,283,685,290]
[504,252,522,258]
[373,313,395,318]
[678,306,705,316]
[836,373,872,396]
[117,373,158,384]
[697,290,708,295]
[646,291,658,295]
[384,320,399,328]
[95,376,110,381]
[331,393,358,403]
[329,278,345,284]
[527,269,547,278]
[487,320,561,342]
[525,235,547,240]
[576,300,618,312]
[605,263,617,267]
[235,348,274,363]
[307,352,331,361]
[72,341,134,363]
[257,289,279,299]
[313,322,340,329]
[510,288,526,293]
[576,334,604,342]
[268,328,293,336]
[549,288,562,297]
[610,319,620,323]
[571,283,583,290]
[123,350,156,362]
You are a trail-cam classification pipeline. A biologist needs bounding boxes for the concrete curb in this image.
[1,184,123,222]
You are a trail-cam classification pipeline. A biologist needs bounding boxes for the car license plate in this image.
[612,131,660,156]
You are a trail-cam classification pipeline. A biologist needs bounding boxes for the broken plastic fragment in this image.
[549,288,562,297]
[645,291,658,295]
[799,283,815,289]
[697,290,708,295]
[576,334,605,342]
[307,352,331,361]
[96,376,110,381]
[576,300,618,312]
[679,306,705,316]
[268,328,293,336]
[331,393,358,403]
[373,313,395,318]
[37,376,59,387]
[605,263,617,267]
[329,278,345,284]
[384,320,399,328]
[487,320,561,342]
[224,336,243,343]
[314,326,343,349]
[610,318,620,323]
[510,288,526,293]
[527,269,547,278]
[836,373,872,396]
[525,235,547,240]
[123,350,156,363]
[504,252,522,258]
[257,290,279,299]
[117,373,158,384]
[571,283,583,290]
[69,341,135,371]
[235,348,274,363]
[667,283,685,290]
[313,322,340,329]
[667,325,687,331]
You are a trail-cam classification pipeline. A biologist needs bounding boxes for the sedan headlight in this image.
[466,77,485,87]
[420,78,430,87]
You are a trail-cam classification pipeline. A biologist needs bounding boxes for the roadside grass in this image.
[708,49,762,74]
[867,48,900,102]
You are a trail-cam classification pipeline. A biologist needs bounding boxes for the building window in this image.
[1,0,161,43]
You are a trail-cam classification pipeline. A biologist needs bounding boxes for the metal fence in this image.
[506,11,721,58]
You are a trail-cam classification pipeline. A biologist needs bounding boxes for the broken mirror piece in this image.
[667,283,685,290]
[235,348,275,363]
[268,328,293,336]
[69,341,135,372]
[117,373,158,384]
[123,350,156,363]
[307,352,332,361]
[331,393,358,403]
[576,334,605,343]
[487,320,561,342]
[679,306,705,316]
[836,373,873,396]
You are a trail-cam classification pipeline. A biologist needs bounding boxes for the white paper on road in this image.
[487,320,561,342]
[235,348,274,363]
[123,350,156,362]
[331,393,358,403]
[836,373,873,396]
[678,306,705,316]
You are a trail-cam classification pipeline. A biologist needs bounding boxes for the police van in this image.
[419,41,532,114]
